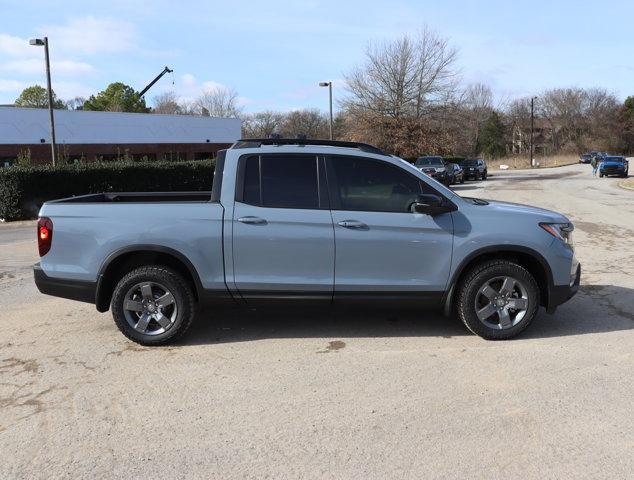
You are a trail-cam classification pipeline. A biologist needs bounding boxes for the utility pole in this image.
[530,96,536,167]
[30,37,57,166]
[319,82,333,140]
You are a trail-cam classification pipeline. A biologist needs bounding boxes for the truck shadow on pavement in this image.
[177,284,633,346]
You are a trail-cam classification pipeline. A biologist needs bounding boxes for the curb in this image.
[619,180,634,191]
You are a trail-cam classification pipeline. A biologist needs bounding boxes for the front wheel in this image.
[111,266,196,345]
[456,260,539,340]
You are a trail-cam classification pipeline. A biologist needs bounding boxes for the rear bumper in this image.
[33,263,96,305]
[548,263,580,312]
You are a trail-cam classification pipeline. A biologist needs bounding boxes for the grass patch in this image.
[487,154,579,170]
[620,177,634,190]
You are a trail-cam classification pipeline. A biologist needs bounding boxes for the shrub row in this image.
[0,160,215,221]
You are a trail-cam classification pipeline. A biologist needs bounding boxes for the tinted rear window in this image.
[241,154,319,209]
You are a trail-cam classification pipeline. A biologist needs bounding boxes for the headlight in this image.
[540,222,574,245]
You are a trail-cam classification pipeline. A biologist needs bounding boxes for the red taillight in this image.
[37,217,53,256]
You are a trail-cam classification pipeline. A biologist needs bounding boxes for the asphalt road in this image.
[1,164,632,479]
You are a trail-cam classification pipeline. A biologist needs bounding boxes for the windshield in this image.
[415,157,443,167]
[462,160,479,166]
[604,157,624,162]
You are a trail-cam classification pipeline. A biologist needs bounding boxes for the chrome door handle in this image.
[337,220,367,229]
[237,216,267,225]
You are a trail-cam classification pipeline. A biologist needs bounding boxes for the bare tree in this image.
[195,86,243,118]
[281,109,329,138]
[152,91,181,114]
[65,96,86,110]
[242,110,285,138]
[461,83,494,154]
[344,28,458,119]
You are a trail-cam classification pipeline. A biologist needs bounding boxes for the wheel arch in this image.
[444,245,554,314]
[95,245,203,312]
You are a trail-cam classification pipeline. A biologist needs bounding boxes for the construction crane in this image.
[138,66,173,98]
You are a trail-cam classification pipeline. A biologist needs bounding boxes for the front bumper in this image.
[600,166,626,175]
[33,263,96,304]
[547,263,580,312]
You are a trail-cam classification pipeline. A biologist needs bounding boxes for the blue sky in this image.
[1,0,633,112]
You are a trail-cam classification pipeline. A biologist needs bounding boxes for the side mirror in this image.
[411,194,455,215]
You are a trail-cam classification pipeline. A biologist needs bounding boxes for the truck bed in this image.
[47,191,213,204]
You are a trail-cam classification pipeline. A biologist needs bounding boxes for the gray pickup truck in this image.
[34,139,580,345]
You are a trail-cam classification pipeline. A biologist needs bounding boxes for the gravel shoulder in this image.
[1,164,632,479]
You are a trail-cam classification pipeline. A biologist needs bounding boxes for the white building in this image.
[0,107,242,166]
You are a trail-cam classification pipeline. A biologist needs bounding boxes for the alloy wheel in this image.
[474,276,529,330]
[122,281,178,335]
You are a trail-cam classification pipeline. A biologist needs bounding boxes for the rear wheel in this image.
[111,266,196,345]
[456,260,539,340]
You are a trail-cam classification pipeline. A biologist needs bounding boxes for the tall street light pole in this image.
[29,37,57,167]
[319,81,333,140]
[530,96,537,168]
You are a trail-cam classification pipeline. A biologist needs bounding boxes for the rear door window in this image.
[240,154,320,209]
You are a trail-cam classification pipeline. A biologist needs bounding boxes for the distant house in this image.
[0,107,241,166]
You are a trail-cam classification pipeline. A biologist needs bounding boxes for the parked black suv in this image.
[461,159,487,180]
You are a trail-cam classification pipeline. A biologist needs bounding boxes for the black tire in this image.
[111,265,196,346]
[456,260,539,340]
[483,172,487,180]
[460,177,465,184]
[599,173,604,178]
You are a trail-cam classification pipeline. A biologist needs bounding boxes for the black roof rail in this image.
[231,138,388,156]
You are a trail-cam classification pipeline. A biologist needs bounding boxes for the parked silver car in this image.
[34,139,580,345]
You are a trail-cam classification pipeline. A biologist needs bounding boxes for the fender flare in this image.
[95,244,204,312]
[442,244,555,314]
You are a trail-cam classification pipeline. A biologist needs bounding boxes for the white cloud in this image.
[0,78,93,100]
[52,81,95,99]
[41,16,137,55]
[176,74,228,101]
[0,78,26,93]
[0,33,38,57]
[0,33,37,58]
[3,59,94,75]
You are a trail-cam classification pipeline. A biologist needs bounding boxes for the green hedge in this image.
[0,160,215,221]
